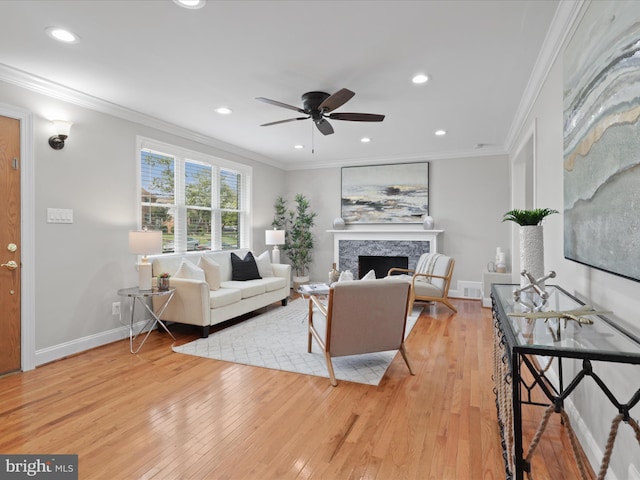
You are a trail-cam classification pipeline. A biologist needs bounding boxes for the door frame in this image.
[0,102,35,371]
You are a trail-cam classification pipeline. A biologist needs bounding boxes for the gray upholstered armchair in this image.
[388,253,457,313]
[307,279,414,386]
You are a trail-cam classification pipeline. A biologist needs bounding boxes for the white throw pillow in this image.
[173,260,206,282]
[198,255,221,290]
[361,269,376,280]
[338,270,354,282]
[255,251,274,278]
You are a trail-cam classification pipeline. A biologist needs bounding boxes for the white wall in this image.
[0,80,285,361]
[511,31,640,480]
[283,155,511,290]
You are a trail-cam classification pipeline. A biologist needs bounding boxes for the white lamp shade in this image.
[265,229,285,245]
[52,120,73,137]
[129,230,162,255]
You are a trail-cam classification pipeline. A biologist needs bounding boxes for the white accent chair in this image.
[388,253,457,314]
[307,279,414,386]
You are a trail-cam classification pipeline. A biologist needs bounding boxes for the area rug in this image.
[172,298,422,385]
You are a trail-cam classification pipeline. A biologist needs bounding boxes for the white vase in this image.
[423,215,434,230]
[519,225,544,287]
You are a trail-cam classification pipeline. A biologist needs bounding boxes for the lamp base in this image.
[138,262,152,290]
[271,246,281,264]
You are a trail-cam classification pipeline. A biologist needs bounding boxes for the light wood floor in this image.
[0,297,593,479]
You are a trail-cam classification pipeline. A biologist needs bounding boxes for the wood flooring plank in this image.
[0,298,596,479]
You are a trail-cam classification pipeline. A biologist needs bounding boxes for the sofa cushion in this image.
[198,255,221,290]
[221,280,266,299]
[255,251,274,277]
[231,252,262,281]
[209,288,242,308]
[174,259,206,282]
[260,276,287,292]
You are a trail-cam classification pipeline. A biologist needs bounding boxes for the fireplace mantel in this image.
[327,229,443,271]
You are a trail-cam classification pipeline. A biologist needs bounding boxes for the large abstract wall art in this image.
[563,1,640,281]
[341,162,429,224]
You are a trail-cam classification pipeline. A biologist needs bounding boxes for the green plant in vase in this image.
[272,194,317,286]
[502,208,558,226]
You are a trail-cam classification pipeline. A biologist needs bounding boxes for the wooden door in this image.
[0,115,21,374]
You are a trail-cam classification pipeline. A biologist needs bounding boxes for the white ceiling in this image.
[0,0,565,169]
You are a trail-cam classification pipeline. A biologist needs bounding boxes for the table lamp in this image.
[129,229,162,290]
[265,229,285,264]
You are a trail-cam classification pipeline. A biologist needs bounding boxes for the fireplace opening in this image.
[358,255,409,279]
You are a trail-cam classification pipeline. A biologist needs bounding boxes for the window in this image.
[138,137,251,253]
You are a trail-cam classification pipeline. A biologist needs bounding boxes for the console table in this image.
[491,284,640,480]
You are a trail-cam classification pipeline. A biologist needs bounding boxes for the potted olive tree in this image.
[273,194,317,289]
[503,208,558,286]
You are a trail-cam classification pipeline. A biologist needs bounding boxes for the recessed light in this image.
[435,129,447,136]
[412,74,429,84]
[45,27,79,43]
[215,107,232,115]
[361,137,371,143]
[173,0,206,9]
[294,144,304,149]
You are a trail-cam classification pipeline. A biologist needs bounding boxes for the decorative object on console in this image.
[128,229,162,290]
[422,215,434,230]
[157,272,170,291]
[495,246,508,273]
[48,119,72,150]
[265,228,285,264]
[502,208,558,287]
[341,162,429,224]
[513,270,556,311]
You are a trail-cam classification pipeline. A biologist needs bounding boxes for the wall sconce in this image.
[265,229,285,264]
[48,120,73,150]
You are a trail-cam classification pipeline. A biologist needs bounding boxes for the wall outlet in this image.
[112,301,121,316]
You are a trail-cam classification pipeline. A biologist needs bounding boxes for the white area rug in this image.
[172,298,422,386]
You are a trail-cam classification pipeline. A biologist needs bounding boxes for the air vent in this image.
[458,281,482,299]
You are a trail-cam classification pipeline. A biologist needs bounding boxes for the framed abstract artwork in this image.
[563,1,640,281]
[341,162,429,224]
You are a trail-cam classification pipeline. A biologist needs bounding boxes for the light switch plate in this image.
[47,208,73,224]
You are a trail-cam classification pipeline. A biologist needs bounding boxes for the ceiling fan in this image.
[256,88,385,135]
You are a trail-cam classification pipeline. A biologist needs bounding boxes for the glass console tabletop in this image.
[492,283,640,363]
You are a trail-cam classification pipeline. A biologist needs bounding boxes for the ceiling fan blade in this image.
[256,97,306,114]
[318,88,355,112]
[260,117,309,127]
[328,112,385,122]
[315,118,334,135]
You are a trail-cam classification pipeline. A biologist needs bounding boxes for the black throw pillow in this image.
[230,252,262,281]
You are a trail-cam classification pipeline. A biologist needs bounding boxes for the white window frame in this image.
[136,136,252,252]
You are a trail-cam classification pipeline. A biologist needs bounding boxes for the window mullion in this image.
[175,155,186,252]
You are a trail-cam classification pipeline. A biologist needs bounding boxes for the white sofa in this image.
[149,249,291,337]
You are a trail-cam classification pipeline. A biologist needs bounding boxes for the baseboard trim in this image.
[35,321,149,366]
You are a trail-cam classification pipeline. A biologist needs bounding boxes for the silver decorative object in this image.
[513,270,556,311]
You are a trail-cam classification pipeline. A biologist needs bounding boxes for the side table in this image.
[117,286,176,353]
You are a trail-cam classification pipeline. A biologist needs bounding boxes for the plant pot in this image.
[519,225,544,287]
[293,275,310,291]
[158,277,170,291]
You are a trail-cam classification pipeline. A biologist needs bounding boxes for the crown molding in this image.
[504,0,586,154]
[0,63,283,169]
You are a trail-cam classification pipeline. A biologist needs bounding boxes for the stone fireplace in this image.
[329,228,443,277]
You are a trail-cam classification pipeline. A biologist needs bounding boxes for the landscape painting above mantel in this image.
[341,162,429,224]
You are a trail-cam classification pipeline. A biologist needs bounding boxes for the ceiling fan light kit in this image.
[256,88,385,136]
